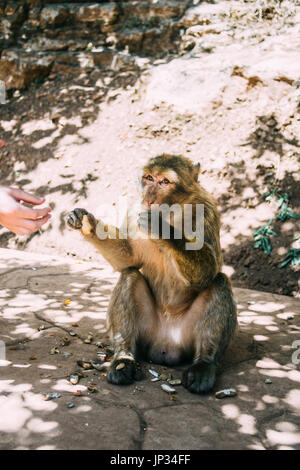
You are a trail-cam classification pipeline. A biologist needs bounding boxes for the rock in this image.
[180,37,196,52]
[93,51,114,68]
[123,1,188,22]
[0,0,189,88]
[178,2,223,28]
[40,5,69,28]
[76,3,120,28]
[215,388,237,399]
[0,51,53,89]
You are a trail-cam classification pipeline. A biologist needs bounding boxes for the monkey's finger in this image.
[182,363,216,394]
[67,212,82,229]
[107,359,138,385]
[67,208,88,229]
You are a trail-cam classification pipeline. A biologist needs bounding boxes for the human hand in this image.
[0,186,51,235]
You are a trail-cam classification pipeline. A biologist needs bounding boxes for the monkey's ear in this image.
[192,163,200,182]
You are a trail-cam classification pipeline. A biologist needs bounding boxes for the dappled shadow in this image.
[221,165,300,297]
[245,114,299,158]
[0,66,141,184]
[217,110,300,297]
[0,256,116,345]
[0,251,299,449]
[1,68,300,299]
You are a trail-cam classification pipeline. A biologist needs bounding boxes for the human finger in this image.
[17,213,51,233]
[18,205,51,220]
[9,188,45,205]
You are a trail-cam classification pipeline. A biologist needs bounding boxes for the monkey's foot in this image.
[67,208,96,235]
[107,359,144,386]
[182,362,217,394]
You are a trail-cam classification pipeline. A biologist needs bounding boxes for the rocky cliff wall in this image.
[0,0,192,88]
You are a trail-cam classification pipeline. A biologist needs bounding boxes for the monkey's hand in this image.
[67,208,96,235]
[107,359,144,385]
[182,362,217,394]
[138,210,182,241]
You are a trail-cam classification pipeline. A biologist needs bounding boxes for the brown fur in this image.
[67,154,237,393]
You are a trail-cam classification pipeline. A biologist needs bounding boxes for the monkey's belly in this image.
[146,344,193,366]
[137,328,195,366]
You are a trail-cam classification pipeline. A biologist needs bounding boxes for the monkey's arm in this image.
[67,208,141,272]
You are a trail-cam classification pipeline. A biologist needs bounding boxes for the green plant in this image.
[253,219,278,255]
[264,186,278,202]
[276,202,300,221]
[279,237,300,268]
[264,188,299,221]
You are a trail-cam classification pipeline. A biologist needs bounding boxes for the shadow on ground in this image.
[0,249,299,450]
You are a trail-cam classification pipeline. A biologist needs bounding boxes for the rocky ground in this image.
[0,0,299,297]
[0,248,299,450]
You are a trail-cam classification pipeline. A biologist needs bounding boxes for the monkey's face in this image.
[140,155,200,210]
[141,170,178,209]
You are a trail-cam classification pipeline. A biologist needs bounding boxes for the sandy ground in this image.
[0,248,299,450]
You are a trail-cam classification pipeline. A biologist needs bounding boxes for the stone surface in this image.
[0,51,53,89]
[0,0,191,88]
[0,248,299,450]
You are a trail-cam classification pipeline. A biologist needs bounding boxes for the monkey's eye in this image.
[145,175,154,182]
[162,178,170,185]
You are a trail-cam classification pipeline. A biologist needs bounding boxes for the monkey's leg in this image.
[106,268,156,385]
[67,208,139,271]
[182,273,237,394]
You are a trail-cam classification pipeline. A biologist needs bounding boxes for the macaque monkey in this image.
[67,154,237,393]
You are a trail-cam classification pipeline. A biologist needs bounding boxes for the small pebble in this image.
[168,379,182,386]
[215,388,237,399]
[67,402,75,409]
[61,337,71,346]
[149,369,159,378]
[50,347,59,355]
[265,378,272,384]
[159,374,168,381]
[161,383,176,394]
[70,374,79,385]
[97,352,107,361]
[77,360,92,370]
[91,361,106,371]
[62,352,72,358]
[44,392,61,401]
